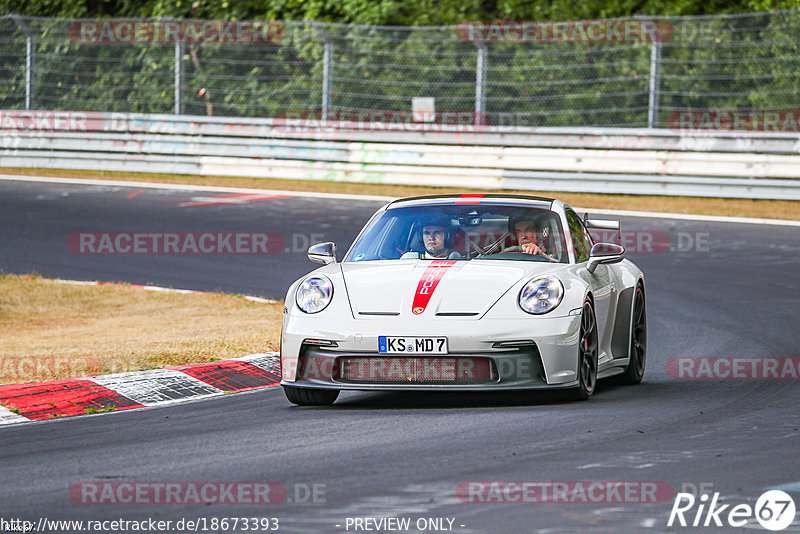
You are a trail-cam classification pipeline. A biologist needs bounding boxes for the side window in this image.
[565,209,593,263]
[538,214,566,263]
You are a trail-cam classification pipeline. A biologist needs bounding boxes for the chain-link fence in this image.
[1,11,799,128]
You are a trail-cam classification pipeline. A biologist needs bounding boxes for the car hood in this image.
[341,260,561,319]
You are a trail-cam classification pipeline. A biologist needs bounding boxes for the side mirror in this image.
[586,243,625,273]
[308,242,337,264]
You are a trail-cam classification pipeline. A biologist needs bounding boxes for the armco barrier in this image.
[1,111,800,199]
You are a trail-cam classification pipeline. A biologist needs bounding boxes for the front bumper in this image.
[280,315,582,391]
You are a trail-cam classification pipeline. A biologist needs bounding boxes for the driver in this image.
[418,217,461,259]
[506,212,557,261]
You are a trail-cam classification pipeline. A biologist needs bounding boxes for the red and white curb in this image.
[0,353,280,425]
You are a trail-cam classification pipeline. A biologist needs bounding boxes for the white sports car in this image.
[280,194,646,405]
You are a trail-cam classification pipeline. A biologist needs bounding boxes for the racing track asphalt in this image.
[1,178,799,533]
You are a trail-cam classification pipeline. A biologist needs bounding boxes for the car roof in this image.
[386,194,556,210]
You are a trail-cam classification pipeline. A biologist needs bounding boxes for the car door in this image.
[565,209,616,358]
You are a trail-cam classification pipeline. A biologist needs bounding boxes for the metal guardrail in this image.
[1,111,799,200]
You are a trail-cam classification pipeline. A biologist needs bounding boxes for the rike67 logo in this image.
[668,490,796,531]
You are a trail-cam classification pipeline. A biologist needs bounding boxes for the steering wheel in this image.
[498,245,559,262]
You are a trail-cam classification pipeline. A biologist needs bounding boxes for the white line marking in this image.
[53,278,278,302]
[0,404,28,425]
[578,463,605,469]
[579,207,800,227]
[0,174,394,202]
[140,285,194,293]
[243,296,279,303]
[3,174,798,226]
[177,193,292,208]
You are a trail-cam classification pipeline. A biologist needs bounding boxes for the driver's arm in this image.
[520,242,558,261]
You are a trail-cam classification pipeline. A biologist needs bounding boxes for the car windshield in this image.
[344,204,569,263]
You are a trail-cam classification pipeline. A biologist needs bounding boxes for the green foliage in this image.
[1,2,798,127]
[3,0,799,23]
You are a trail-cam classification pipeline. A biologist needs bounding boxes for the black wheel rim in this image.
[580,301,598,393]
[631,287,647,377]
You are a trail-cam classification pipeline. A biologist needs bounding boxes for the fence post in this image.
[647,39,661,128]
[12,16,35,110]
[174,41,184,115]
[312,23,334,120]
[25,35,35,110]
[475,43,488,125]
[322,39,333,120]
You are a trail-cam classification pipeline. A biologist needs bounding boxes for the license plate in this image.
[378,336,447,354]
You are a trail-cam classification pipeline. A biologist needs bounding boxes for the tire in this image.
[283,385,339,406]
[618,284,647,385]
[568,297,599,401]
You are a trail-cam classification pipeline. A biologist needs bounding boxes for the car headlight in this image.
[295,275,333,314]
[519,275,564,315]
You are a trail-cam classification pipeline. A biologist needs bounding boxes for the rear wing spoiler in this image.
[583,213,621,236]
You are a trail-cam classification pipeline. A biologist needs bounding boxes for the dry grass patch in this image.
[0,274,282,385]
[2,167,799,221]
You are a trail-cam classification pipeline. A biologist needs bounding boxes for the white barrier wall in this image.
[1,111,800,199]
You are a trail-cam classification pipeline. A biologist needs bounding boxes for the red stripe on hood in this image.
[411,260,457,315]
